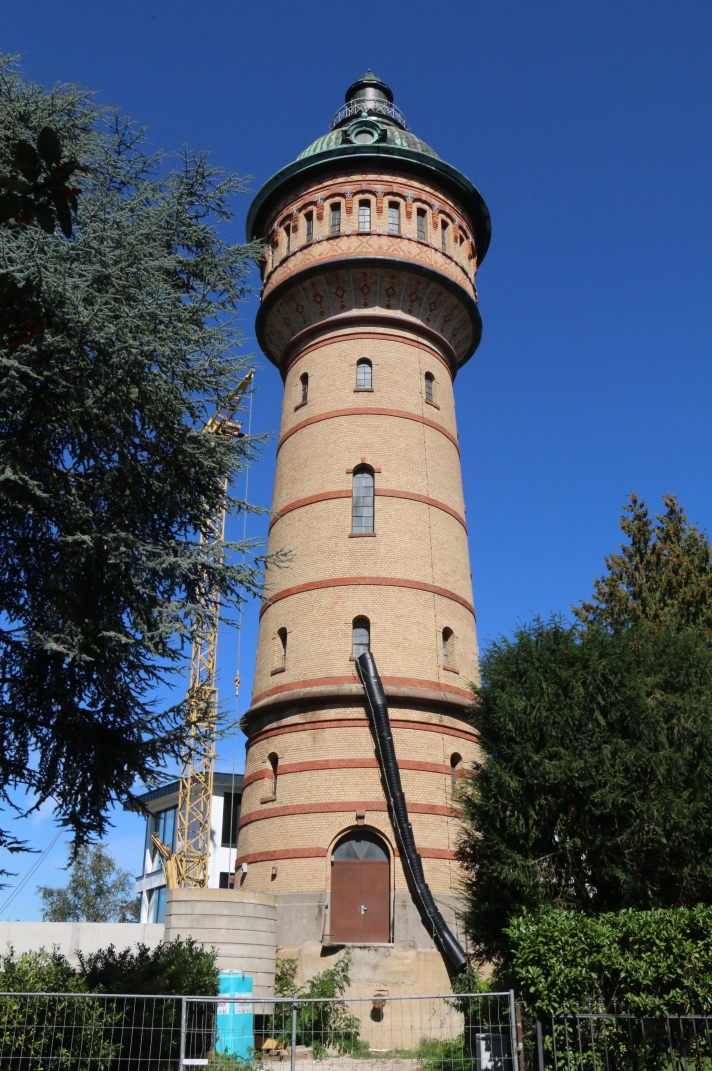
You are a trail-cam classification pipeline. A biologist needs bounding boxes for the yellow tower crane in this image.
[152,369,254,889]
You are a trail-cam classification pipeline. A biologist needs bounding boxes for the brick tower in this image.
[238,72,491,993]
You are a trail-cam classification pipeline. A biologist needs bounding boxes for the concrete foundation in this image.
[0,922,164,966]
[164,889,277,996]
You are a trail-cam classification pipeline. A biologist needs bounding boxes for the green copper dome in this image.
[246,73,491,263]
[296,126,439,161]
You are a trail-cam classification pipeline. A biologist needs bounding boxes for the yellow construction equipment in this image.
[152,369,254,889]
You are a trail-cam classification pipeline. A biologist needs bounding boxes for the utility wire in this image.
[0,830,63,916]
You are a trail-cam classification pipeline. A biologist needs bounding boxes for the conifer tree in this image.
[0,54,269,856]
[458,494,712,967]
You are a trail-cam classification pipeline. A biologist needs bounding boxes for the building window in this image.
[417,208,426,241]
[221,792,241,847]
[388,202,400,234]
[352,466,374,533]
[277,627,288,667]
[331,203,341,235]
[442,627,454,667]
[268,753,278,797]
[450,753,462,797]
[424,372,435,404]
[284,224,291,254]
[219,872,230,889]
[300,372,308,405]
[356,359,372,389]
[151,806,177,871]
[441,220,448,251]
[352,616,371,658]
[358,201,371,232]
[305,211,313,243]
[149,886,167,924]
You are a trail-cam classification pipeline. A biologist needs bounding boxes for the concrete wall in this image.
[164,889,277,997]
[0,922,164,965]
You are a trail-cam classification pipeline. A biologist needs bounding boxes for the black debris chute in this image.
[356,651,467,972]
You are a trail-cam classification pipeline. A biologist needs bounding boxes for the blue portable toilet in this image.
[216,971,253,1059]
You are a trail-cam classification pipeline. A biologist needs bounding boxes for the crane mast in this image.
[152,369,254,889]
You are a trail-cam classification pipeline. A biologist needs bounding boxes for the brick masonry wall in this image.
[241,161,481,918]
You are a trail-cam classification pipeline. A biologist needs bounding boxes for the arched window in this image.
[356,359,372,390]
[352,467,374,533]
[441,220,448,251]
[424,372,435,405]
[268,753,278,798]
[450,753,462,797]
[277,627,287,668]
[358,200,371,232]
[442,627,454,667]
[300,372,309,405]
[352,617,370,658]
[330,830,390,943]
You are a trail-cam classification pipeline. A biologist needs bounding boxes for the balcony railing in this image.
[330,98,409,131]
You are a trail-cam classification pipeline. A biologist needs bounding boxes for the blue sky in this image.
[2,0,712,919]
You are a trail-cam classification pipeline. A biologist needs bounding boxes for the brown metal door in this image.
[331,859,390,943]
[359,860,390,942]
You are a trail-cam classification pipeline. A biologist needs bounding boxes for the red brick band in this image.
[238,799,456,830]
[277,407,459,455]
[246,716,478,750]
[234,846,458,865]
[284,328,454,380]
[251,672,473,707]
[260,577,475,619]
[242,756,453,789]
[269,488,467,533]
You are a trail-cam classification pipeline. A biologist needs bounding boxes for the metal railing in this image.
[0,990,516,1070]
[330,100,409,131]
[530,1008,712,1071]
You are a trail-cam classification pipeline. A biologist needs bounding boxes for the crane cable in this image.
[0,830,63,916]
[227,381,254,877]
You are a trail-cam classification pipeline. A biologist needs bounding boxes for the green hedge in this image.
[507,905,712,1015]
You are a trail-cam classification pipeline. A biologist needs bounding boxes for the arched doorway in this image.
[330,830,390,944]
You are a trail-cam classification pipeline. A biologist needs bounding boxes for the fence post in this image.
[536,1013,545,1071]
[291,1001,298,1071]
[515,1001,526,1071]
[509,991,519,1071]
[178,997,187,1071]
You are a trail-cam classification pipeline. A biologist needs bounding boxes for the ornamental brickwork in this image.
[238,72,491,989]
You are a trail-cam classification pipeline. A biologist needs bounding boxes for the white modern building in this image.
[129,772,243,923]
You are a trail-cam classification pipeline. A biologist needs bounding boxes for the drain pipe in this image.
[356,651,467,972]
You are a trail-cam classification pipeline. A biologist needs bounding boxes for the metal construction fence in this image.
[0,991,518,1071]
[529,1009,712,1071]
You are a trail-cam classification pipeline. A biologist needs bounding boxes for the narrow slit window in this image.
[388,202,400,234]
[450,753,462,798]
[331,203,341,235]
[356,359,372,389]
[305,212,313,243]
[358,201,371,232]
[300,372,309,405]
[268,753,278,797]
[441,220,448,251]
[278,627,288,667]
[352,617,370,658]
[352,467,374,533]
[417,208,426,241]
[424,372,435,404]
[442,627,454,667]
[284,224,291,254]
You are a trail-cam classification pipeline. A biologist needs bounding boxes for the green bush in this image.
[506,905,712,1015]
[270,951,362,1056]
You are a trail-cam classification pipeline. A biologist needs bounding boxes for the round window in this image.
[346,119,383,146]
[332,830,389,861]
